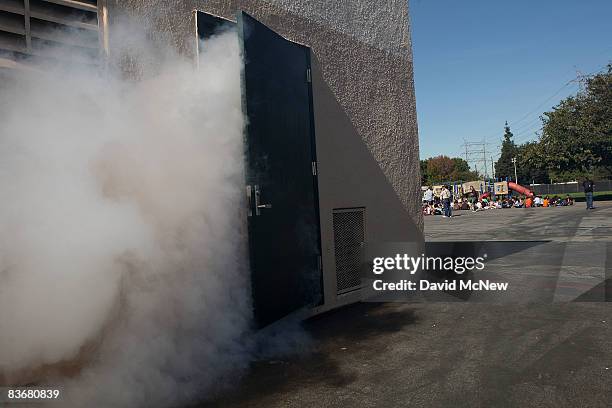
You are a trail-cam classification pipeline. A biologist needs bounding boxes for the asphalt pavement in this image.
[200,202,612,408]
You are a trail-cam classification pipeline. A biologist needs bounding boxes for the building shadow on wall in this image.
[309,53,422,244]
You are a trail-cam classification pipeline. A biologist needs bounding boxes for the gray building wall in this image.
[106,0,423,310]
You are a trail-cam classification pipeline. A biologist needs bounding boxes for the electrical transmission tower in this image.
[462,139,489,180]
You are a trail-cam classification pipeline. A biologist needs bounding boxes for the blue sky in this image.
[411,0,612,168]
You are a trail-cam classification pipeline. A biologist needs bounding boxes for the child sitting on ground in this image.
[534,195,543,207]
[433,203,443,215]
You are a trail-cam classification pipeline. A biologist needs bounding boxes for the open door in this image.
[196,11,234,40]
[238,11,322,327]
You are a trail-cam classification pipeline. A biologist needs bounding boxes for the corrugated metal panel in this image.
[0,10,25,35]
[0,0,25,15]
[30,0,97,30]
[43,0,97,13]
[30,18,98,48]
[0,0,100,68]
[0,30,25,52]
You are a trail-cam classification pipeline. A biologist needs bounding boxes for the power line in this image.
[508,64,609,128]
[513,123,543,140]
[510,113,548,134]
[510,64,610,144]
[458,63,611,164]
[508,81,574,128]
[482,63,610,145]
[514,127,544,144]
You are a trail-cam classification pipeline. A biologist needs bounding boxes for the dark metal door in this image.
[196,11,234,39]
[238,11,322,327]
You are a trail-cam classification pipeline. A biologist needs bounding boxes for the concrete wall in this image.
[106,0,423,310]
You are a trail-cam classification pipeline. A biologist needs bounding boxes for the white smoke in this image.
[0,28,254,407]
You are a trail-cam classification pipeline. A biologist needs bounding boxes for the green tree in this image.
[420,159,428,185]
[495,122,519,181]
[538,64,612,181]
[420,155,479,185]
[451,157,479,181]
[517,141,549,184]
[426,155,455,183]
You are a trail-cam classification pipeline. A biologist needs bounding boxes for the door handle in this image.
[254,185,272,216]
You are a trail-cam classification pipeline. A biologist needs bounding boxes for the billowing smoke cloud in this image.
[0,27,254,407]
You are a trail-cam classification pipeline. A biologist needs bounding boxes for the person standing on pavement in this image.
[423,186,434,206]
[583,178,595,209]
[467,186,479,211]
[440,185,452,218]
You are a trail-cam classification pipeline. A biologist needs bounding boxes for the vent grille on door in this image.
[333,208,365,295]
[0,0,101,70]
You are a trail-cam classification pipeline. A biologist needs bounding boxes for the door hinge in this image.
[306,68,312,83]
[318,255,322,272]
[311,161,317,176]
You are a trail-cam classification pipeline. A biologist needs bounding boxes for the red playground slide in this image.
[508,181,534,197]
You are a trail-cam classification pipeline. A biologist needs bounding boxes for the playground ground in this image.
[201,202,612,408]
[565,190,612,201]
[427,200,612,242]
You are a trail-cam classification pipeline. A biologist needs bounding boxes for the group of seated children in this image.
[528,195,574,208]
[422,196,518,215]
[422,189,575,216]
[463,196,521,211]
